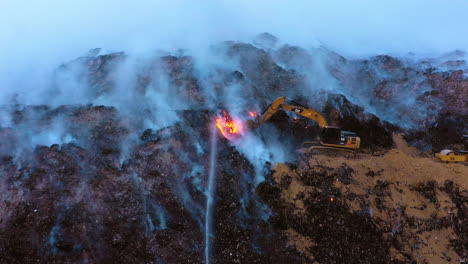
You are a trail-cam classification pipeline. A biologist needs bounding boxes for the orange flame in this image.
[215,110,244,140]
[248,111,257,118]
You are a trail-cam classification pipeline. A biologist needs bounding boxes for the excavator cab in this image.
[318,126,360,149]
[320,126,342,144]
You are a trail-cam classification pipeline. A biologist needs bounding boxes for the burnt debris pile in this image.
[0,35,467,263]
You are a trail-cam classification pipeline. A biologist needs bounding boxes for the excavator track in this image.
[300,141,358,158]
[302,141,356,152]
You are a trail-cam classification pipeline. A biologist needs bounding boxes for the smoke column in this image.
[204,123,218,264]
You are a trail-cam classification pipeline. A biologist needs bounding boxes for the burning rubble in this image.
[214,110,244,141]
[0,35,467,263]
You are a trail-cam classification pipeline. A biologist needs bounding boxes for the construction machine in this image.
[435,135,468,162]
[248,96,361,151]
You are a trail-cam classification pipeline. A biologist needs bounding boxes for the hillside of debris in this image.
[259,135,467,263]
[0,34,467,263]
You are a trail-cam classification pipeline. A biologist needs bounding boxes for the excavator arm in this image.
[252,96,329,128]
[249,96,361,150]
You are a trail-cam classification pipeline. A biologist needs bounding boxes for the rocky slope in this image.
[0,35,467,263]
[261,135,467,263]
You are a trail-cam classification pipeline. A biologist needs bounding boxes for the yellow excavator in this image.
[248,96,361,151]
[435,135,468,162]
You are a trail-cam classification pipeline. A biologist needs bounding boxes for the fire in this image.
[248,111,257,118]
[215,110,244,140]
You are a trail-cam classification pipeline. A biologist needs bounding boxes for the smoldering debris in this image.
[0,35,467,263]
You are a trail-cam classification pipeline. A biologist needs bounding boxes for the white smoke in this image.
[0,0,466,154]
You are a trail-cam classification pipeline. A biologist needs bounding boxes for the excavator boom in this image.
[252,97,329,128]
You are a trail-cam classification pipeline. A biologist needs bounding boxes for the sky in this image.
[0,0,467,97]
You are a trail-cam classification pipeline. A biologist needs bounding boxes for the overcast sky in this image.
[1,0,467,92]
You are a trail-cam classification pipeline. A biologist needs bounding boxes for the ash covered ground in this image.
[0,34,467,263]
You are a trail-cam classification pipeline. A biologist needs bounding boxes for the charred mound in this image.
[0,35,467,263]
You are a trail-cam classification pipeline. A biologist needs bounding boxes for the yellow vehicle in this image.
[435,135,468,162]
[248,96,361,151]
